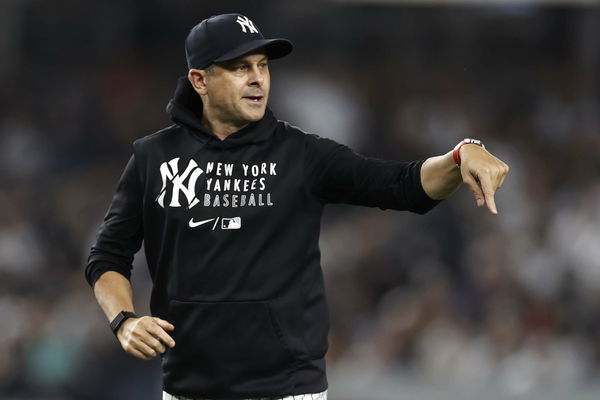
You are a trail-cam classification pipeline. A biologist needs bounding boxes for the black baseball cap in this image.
[185,13,293,70]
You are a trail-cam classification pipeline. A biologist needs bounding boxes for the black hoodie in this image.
[85,77,439,399]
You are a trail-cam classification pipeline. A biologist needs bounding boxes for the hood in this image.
[166,76,278,149]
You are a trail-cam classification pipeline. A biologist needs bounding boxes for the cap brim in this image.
[214,38,293,64]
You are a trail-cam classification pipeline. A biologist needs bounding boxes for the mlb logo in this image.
[222,217,241,230]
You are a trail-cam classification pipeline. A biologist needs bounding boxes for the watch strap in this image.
[110,311,138,336]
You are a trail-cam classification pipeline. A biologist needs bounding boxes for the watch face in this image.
[464,138,485,148]
[111,312,136,334]
[111,313,124,328]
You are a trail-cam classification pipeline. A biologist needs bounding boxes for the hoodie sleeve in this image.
[84,155,144,287]
[304,134,440,214]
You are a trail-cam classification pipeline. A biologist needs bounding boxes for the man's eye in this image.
[236,65,247,71]
[259,63,268,68]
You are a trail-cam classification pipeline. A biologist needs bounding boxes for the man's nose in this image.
[248,65,264,86]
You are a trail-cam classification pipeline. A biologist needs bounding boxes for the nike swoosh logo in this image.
[189,218,215,228]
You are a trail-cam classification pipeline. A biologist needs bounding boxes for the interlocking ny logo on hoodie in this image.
[157,157,276,209]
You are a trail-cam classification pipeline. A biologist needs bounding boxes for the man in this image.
[85,13,509,400]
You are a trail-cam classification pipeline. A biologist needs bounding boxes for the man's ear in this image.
[188,69,209,95]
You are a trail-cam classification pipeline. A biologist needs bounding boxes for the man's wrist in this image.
[453,138,485,167]
[110,311,138,336]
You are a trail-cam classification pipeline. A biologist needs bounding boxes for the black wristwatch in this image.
[110,311,138,336]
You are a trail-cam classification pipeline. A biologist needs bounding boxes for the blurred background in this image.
[1,0,599,399]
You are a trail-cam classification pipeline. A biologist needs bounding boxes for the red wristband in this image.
[453,142,466,166]
[453,138,485,167]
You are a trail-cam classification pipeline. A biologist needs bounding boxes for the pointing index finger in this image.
[461,169,485,208]
[479,174,498,214]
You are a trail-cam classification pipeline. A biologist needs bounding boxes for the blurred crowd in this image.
[1,2,599,399]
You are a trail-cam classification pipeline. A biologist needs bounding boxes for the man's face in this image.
[201,51,270,127]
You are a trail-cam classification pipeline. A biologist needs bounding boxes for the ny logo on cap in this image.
[236,15,258,34]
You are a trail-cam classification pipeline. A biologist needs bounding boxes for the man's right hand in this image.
[116,316,176,360]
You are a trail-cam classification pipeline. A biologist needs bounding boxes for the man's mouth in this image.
[243,95,264,103]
